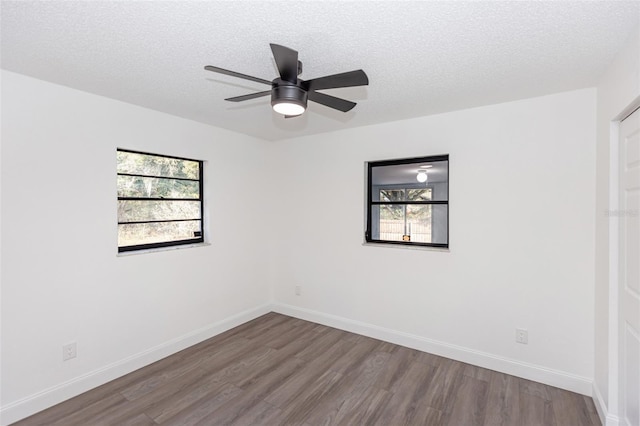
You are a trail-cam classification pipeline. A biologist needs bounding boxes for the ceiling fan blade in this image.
[270,44,298,83]
[302,70,369,91]
[308,91,357,112]
[225,91,272,102]
[204,65,272,86]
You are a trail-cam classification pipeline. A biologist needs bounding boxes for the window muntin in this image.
[117,149,204,252]
[366,155,449,248]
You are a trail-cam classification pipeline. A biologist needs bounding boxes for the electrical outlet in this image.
[63,342,77,361]
[516,329,528,344]
[295,285,301,296]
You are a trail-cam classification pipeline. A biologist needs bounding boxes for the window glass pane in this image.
[375,204,432,243]
[379,204,405,221]
[371,160,448,201]
[406,204,432,242]
[118,200,201,222]
[371,204,447,245]
[378,204,407,241]
[428,181,449,202]
[406,188,432,201]
[118,220,201,247]
[379,189,405,202]
[430,204,448,244]
[117,151,199,179]
[117,175,199,199]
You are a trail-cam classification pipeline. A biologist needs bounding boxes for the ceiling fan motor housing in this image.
[271,82,308,110]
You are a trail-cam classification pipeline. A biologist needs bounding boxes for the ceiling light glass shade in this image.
[271,85,308,116]
[272,101,305,116]
[416,170,428,183]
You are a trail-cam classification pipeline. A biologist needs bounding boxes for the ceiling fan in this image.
[204,43,369,117]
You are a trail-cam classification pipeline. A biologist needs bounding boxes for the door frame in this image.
[609,97,640,425]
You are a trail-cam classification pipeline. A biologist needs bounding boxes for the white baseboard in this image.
[272,302,594,396]
[593,383,620,426]
[0,303,272,426]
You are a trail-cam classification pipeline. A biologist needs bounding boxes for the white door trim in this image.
[609,97,640,426]
[609,117,621,423]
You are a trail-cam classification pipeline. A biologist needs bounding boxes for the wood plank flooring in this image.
[13,313,601,425]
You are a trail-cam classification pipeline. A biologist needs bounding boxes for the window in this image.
[366,155,449,248]
[117,149,204,252]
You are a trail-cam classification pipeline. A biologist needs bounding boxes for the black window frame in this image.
[117,148,204,253]
[366,154,449,249]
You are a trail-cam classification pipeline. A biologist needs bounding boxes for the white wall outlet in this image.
[63,342,77,361]
[516,328,528,344]
[295,285,301,296]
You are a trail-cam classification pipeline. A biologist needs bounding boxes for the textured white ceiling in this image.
[2,1,639,141]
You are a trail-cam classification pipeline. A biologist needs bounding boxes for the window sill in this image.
[362,241,449,252]
[117,242,211,257]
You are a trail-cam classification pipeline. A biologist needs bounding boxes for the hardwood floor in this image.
[14,313,601,426]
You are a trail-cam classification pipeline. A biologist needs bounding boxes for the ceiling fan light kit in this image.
[205,43,368,117]
[416,165,432,183]
[271,84,308,116]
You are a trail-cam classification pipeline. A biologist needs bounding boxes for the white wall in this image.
[271,88,596,393]
[594,25,640,424]
[0,71,273,423]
